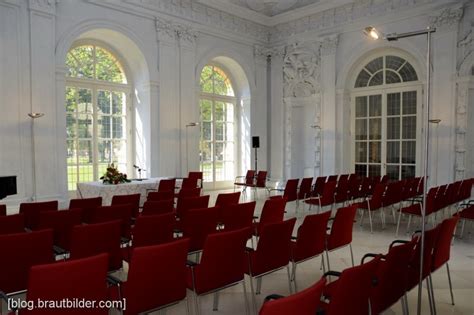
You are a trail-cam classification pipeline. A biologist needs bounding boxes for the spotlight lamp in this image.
[364,26,380,40]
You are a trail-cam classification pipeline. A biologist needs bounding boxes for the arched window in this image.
[65,44,131,190]
[199,65,236,185]
[352,54,421,180]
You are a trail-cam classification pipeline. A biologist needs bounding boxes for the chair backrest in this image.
[252,218,296,276]
[327,255,381,315]
[320,180,337,206]
[158,178,176,192]
[181,207,218,252]
[0,213,25,235]
[327,206,357,251]
[368,182,387,209]
[339,174,349,182]
[221,201,256,238]
[147,190,175,202]
[244,170,256,185]
[124,239,189,315]
[259,278,326,315]
[19,200,58,229]
[370,238,418,314]
[292,211,331,263]
[256,171,268,187]
[111,193,141,218]
[89,204,132,239]
[0,204,6,216]
[298,177,313,200]
[181,177,199,190]
[176,195,210,219]
[176,187,201,199]
[0,229,54,294]
[69,220,122,271]
[459,178,473,201]
[327,175,338,182]
[382,180,403,206]
[37,209,83,250]
[188,171,203,188]
[215,191,241,208]
[283,179,299,202]
[69,196,102,210]
[194,228,250,294]
[425,187,439,214]
[132,213,175,248]
[334,176,349,203]
[23,254,109,315]
[141,199,174,216]
[313,176,327,196]
[380,175,389,184]
[257,197,287,235]
[432,215,460,271]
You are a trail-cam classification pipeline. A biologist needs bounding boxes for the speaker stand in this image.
[254,147,258,172]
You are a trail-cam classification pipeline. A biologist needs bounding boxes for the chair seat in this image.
[400,204,422,216]
[460,205,474,220]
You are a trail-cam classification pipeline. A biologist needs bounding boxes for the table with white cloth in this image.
[76,177,179,206]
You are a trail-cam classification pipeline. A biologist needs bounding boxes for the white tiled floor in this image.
[150,189,474,315]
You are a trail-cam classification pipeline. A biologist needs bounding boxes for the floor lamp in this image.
[28,112,45,201]
[365,25,436,315]
[311,124,322,177]
[185,122,199,175]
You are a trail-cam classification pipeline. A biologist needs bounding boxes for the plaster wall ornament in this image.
[176,24,198,47]
[454,81,470,180]
[321,35,338,56]
[283,42,321,98]
[28,0,56,15]
[155,17,178,43]
[429,5,463,30]
[457,23,473,73]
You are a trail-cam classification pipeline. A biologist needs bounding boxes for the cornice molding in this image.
[155,17,198,46]
[28,0,56,15]
[429,5,464,30]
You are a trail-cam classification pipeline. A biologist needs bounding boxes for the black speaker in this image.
[252,136,260,148]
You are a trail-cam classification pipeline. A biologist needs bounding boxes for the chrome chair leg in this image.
[256,277,262,294]
[368,209,374,233]
[213,292,219,311]
[242,280,250,315]
[286,265,293,294]
[446,263,455,305]
[349,244,355,267]
[396,211,403,236]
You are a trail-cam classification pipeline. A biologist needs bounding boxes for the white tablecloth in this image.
[76,177,175,206]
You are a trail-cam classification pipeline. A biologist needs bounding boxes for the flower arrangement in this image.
[100,163,131,184]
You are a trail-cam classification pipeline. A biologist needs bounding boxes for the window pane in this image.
[112,140,127,165]
[66,46,94,79]
[202,122,212,141]
[385,70,401,84]
[355,96,367,117]
[226,103,234,122]
[77,140,93,165]
[215,122,224,141]
[215,161,224,181]
[369,118,381,140]
[355,69,371,88]
[386,165,399,180]
[215,142,224,161]
[368,71,383,86]
[98,116,111,138]
[112,92,125,115]
[365,57,383,74]
[77,114,92,138]
[77,89,92,113]
[66,115,76,138]
[98,140,112,163]
[402,165,416,179]
[355,119,367,140]
[355,142,367,163]
[95,47,126,83]
[387,93,400,115]
[66,87,77,112]
[386,141,400,163]
[215,102,224,121]
[402,116,416,139]
[368,165,381,177]
[201,161,212,182]
[402,91,417,115]
[98,90,111,115]
[386,55,405,71]
[402,141,416,164]
[112,117,125,139]
[368,142,381,163]
[223,161,234,180]
[369,95,381,116]
[200,65,213,93]
[67,140,77,165]
[200,99,212,121]
[200,142,213,162]
[355,164,367,177]
[387,117,400,140]
[399,62,418,82]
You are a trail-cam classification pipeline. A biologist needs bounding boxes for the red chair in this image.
[141,199,174,216]
[180,177,199,191]
[69,196,102,210]
[318,255,382,315]
[290,211,331,291]
[37,209,83,253]
[234,170,256,192]
[158,178,176,192]
[69,220,122,272]
[397,187,438,235]
[0,213,25,235]
[110,239,190,315]
[245,218,297,312]
[363,238,418,314]
[297,177,313,202]
[111,193,141,218]
[123,213,176,262]
[175,187,201,200]
[270,179,299,203]
[176,195,210,219]
[325,206,357,270]
[253,197,286,236]
[147,190,175,202]
[353,182,386,233]
[0,204,6,216]
[0,229,54,295]
[187,228,251,314]
[252,171,268,198]
[215,191,241,208]
[327,175,338,182]
[89,204,133,241]
[181,207,218,253]
[334,176,349,205]
[259,278,326,315]
[19,200,58,230]
[305,180,337,213]
[459,204,474,237]
[189,171,203,188]
[21,254,109,315]
[221,201,256,240]
[430,215,460,309]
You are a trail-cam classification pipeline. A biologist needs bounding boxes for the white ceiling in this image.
[197,0,353,26]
